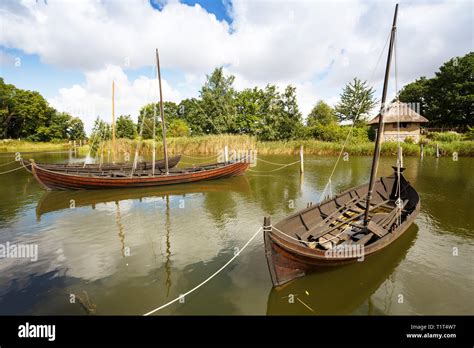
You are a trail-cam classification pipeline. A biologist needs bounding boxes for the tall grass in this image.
[91,135,474,157]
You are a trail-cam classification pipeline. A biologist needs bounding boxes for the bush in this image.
[466,126,474,140]
[404,136,415,144]
[306,124,369,143]
[428,131,462,142]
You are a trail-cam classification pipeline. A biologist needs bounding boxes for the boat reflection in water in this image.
[266,224,418,315]
[35,175,252,221]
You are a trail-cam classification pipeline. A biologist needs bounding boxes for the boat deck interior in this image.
[275,176,413,251]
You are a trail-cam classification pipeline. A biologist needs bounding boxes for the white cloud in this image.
[1,0,472,126]
[48,64,182,133]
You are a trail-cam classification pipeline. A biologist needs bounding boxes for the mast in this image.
[111,80,116,163]
[364,4,399,225]
[155,49,169,174]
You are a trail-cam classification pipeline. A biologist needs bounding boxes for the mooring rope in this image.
[0,159,18,167]
[247,160,300,173]
[0,161,30,175]
[143,226,262,316]
[181,154,219,160]
[255,157,296,166]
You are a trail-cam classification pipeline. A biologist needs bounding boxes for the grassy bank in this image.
[80,135,474,157]
[0,139,81,153]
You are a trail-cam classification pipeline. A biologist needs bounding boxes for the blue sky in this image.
[0,0,471,133]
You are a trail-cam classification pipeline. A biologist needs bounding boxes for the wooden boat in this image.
[263,168,420,286]
[29,49,250,190]
[21,155,181,174]
[263,4,421,287]
[266,223,418,315]
[30,159,249,190]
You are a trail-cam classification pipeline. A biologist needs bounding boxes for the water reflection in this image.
[266,225,418,315]
[35,176,252,221]
[0,153,472,315]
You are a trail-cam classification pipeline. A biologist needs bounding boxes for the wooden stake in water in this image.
[436,143,440,158]
[398,146,403,168]
[300,145,304,173]
[224,145,229,163]
[420,143,424,158]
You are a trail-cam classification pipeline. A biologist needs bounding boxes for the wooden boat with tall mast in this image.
[29,49,250,190]
[263,4,421,287]
[22,80,181,173]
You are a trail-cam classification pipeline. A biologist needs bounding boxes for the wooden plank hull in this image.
[22,155,181,174]
[31,161,249,190]
[263,173,420,287]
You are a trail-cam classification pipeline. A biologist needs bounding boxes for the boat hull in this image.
[31,161,249,190]
[263,174,420,287]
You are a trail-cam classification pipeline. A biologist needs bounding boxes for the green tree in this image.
[178,98,208,135]
[233,87,266,135]
[168,119,190,137]
[0,78,56,139]
[199,67,236,134]
[67,117,86,140]
[426,53,473,127]
[398,52,473,128]
[138,101,180,139]
[398,77,429,115]
[306,100,337,126]
[277,85,303,139]
[116,115,136,139]
[335,77,377,125]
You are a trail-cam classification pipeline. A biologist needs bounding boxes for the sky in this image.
[0,0,472,133]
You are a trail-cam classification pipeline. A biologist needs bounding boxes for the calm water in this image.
[0,152,473,315]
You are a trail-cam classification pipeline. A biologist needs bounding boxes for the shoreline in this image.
[1,136,473,157]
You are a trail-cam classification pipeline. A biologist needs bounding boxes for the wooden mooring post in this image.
[436,143,440,158]
[299,145,304,174]
[224,145,229,163]
[420,143,424,158]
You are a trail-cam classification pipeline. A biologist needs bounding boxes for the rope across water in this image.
[143,226,262,316]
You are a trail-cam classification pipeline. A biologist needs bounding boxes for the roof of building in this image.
[368,101,429,125]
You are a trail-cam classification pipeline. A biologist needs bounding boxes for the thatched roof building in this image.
[368,102,429,143]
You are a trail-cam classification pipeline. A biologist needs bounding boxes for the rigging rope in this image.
[143,226,262,316]
[318,30,392,203]
[394,26,403,227]
[131,65,156,176]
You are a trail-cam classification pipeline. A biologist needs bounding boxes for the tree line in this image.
[2,52,471,143]
[0,78,86,141]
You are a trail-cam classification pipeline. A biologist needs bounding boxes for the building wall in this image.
[380,123,422,143]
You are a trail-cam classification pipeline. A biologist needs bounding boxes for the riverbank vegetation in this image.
[1,53,471,156]
[76,134,474,157]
